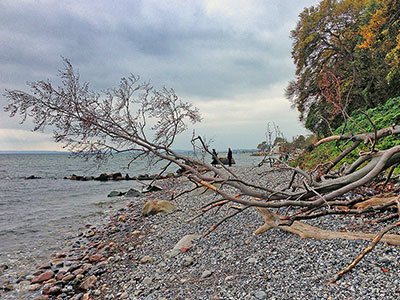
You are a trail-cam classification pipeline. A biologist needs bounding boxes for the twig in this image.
[382,163,398,189]
[367,213,398,224]
[203,206,250,237]
[329,220,400,283]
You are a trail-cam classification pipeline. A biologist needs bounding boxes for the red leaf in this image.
[180,247,190,253]
[381,267,389,273]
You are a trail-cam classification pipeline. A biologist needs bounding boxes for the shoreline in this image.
[1,166,399,299]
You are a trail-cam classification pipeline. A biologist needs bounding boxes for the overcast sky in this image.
[0,0,320,151]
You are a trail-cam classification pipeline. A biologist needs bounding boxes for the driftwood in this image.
[254,208,400,246]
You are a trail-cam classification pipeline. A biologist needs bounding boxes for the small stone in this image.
[48,286,62,295]
[31,270,54,284]
[51,259,64,267]
[254,290,267,300]
[29,284,41,291]
[73,268,85,276]
[247,257,258,264]
[76,274,85,280]
[117,215,127,222]
[201,270,213,278]
[85,230,96,237]
[37,262,51,270]
[120,291,129,299]
[183,256,194,267]
[56,271,66,280]
[82,292,93,300]
[0,264,9,274]
[55,252,66,258]
[42,283,54,295]
[45,278,56,284]
[142,276,153,285]
[140,256,153,264]
[142,184,163,193]
[94,289,102,296]
[79,275,97,291]
[108,191,123,197]
[89,253,103,263]
[180,277,189,283]
[70,294,84,300]
[132,230,141,237]
[62,274,75,282]
[1,281,14,291]
[25,275,34,281]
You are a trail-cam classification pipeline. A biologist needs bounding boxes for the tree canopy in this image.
[286,0,400,136]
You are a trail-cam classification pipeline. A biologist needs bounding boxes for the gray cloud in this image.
[0,0,320,149]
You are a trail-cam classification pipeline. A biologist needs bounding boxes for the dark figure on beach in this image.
[227,148,233,166]
[211,149,218,165]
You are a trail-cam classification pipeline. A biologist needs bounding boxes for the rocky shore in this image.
[1,166,399,299]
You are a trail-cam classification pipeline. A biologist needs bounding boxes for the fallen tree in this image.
[4,59,400,281]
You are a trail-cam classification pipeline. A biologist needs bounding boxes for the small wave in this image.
[77,211,105,218]
[0,227,40,236]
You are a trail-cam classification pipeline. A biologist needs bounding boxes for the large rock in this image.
[31,270,54,284]
[107,191,124,197]
[172,234,201,252]
[112,172,123,180]
[218,157,236,165]
[142,184,163,193]
[96,173,109,182]
[142,200,176,216]
[137,174,150,180]
[25,175,42,180]
[125,188,142,197]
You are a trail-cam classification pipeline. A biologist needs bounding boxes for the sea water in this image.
[0,151,261,285]
[0,153,160,279]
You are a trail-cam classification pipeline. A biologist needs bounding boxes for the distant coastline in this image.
[0,149,258,155]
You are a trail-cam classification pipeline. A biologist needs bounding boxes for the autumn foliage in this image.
[286,0,400,136]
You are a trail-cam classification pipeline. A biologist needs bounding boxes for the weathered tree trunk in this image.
[255,208,400,246]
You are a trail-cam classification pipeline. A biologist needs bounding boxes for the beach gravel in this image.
[4,165,399,299]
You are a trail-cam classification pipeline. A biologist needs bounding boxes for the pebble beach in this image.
[1,165,399,300]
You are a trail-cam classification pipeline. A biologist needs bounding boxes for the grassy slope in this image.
[292,97,400,171]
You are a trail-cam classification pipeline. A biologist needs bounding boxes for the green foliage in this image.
[273,137,287,146]
[257,141,269,152]
[336,97,400,150]
[291,97,400,170]
[290,141,341,170]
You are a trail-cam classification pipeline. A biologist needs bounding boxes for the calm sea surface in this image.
[0,153,154,277]
[0,152,261,290]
